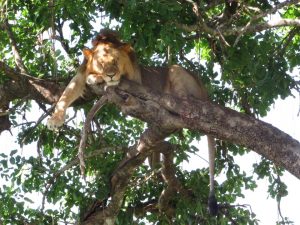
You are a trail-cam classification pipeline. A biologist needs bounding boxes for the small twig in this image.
[64,110,77,124]
[297,90,300,117]
[56,20,72,55]
[78,95,108,176]
[276,27,299,55]
[233,20,252,47]
[217,27,230,47]
[20,106,54,145]
[194,152,209,164]
[41,146,125,213]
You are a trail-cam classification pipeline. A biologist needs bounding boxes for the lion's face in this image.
[83,43,130,86]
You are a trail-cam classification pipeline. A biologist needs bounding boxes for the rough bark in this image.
[79,80,300,222]
[91,80,300,179]
[1,73,299,178]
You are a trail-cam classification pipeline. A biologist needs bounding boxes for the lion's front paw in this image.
[47,113,65,130]
[86,74,104,85]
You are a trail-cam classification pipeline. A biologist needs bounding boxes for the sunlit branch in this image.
[78,95,108,176]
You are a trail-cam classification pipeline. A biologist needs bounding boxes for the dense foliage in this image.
[0,0,299,224]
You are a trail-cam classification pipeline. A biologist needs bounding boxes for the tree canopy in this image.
[0,0,300,224]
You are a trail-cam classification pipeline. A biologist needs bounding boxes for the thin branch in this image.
[127,200,159,218]
[41,146,126,213]
[3,19,28,74]
[49,0,57,78]
[78,96,108,176]
[183,0,216,35]
[177,0,300,38]
[250,0,300,23]
[234,18,300,46]
[178,17,300,37]
[277,27,299,55]
[56,20,71,55]
[297,90,300,117]
[0,95,29,116]
[158,150,177,217]
[0,61,71,106]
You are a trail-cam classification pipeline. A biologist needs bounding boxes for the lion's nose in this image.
[105,66,117,78]
[106,72,116,78]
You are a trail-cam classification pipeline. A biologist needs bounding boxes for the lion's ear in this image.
[119,43,133,54]
[82,48,92,59]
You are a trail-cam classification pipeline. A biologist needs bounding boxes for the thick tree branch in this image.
[90,80,300,179]
[0,104,11,133]
[2,71,299,180]
[0,60,63,105]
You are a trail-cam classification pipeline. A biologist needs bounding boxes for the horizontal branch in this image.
[0,61,94,110]
[231,18,300,35]
[91,80,300,179]
[178,0,300,36]
[177,18,300,36]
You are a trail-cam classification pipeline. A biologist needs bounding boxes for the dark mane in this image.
[92,29,122,47]
[92,29,138,66]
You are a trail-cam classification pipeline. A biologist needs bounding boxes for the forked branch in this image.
[81,126,174,225]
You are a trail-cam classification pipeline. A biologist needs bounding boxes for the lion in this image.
[47,30,209,129]
[47,29,218,215]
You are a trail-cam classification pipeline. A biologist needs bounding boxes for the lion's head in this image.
[83,30,139,86]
